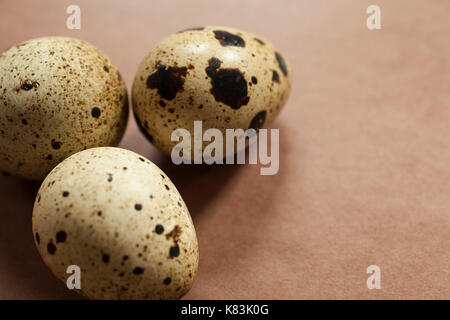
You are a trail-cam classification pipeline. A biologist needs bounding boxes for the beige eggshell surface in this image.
[0,37,128,180]
[132,26,291,156]
[32,147,199,300]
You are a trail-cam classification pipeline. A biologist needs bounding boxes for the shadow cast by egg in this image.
[0,175,82,299]
[179,119,298,299]
[151,152,243,220]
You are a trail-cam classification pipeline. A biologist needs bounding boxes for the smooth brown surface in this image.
[0,0,449,299]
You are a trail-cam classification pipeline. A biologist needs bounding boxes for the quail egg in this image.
[32,147,198,300]
[132,26,291,157]
[0,37,128,180]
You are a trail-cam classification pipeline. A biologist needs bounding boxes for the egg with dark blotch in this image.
[0,37,128,180]
[32,147,199,300]
[132,26,291,156]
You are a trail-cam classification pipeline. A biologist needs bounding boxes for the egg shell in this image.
[0,37,128,180]
[32,147,199,300]
[132,26,291,156]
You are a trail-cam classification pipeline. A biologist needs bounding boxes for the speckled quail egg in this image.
[132,26,291,156]
[0,37,128,180]
[32,147,198,300]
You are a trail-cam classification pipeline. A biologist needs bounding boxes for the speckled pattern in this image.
[32,147,199,300]
[0,37,128,180]
[132,26,291,156]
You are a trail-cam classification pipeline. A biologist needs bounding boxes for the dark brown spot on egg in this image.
[251,76,258,84]
[47,241,56,254]
[91,107,101,118]
[177,26,204,33]
[275,52,288,76]
[133,267,144,275]
[213,30,245,47]
[135,203,142,211]
[206,57,249,110]
[146,62,187,100]
[20,81,34,91]
[51,140,61,150]
[163,277,172,285]
[272,70,280,83]
[35,232,40,244]
[103,66,109,72]
[21,119,28,125]
[62,191,69,197]
[155,224,164,234]
[56,230,67,243]
[166,225,182,242]
[249,110,267,130]
[159,100,166,107]
[254,38,265,45]
[133,112,153,143]
[102,254,110,263]
[169,244,180,258]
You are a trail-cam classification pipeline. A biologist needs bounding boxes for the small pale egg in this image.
[32,147,198,300]
[0,37,128,180]
[132,26,291,156]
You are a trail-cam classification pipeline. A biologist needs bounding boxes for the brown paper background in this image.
[0,0,449,299]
